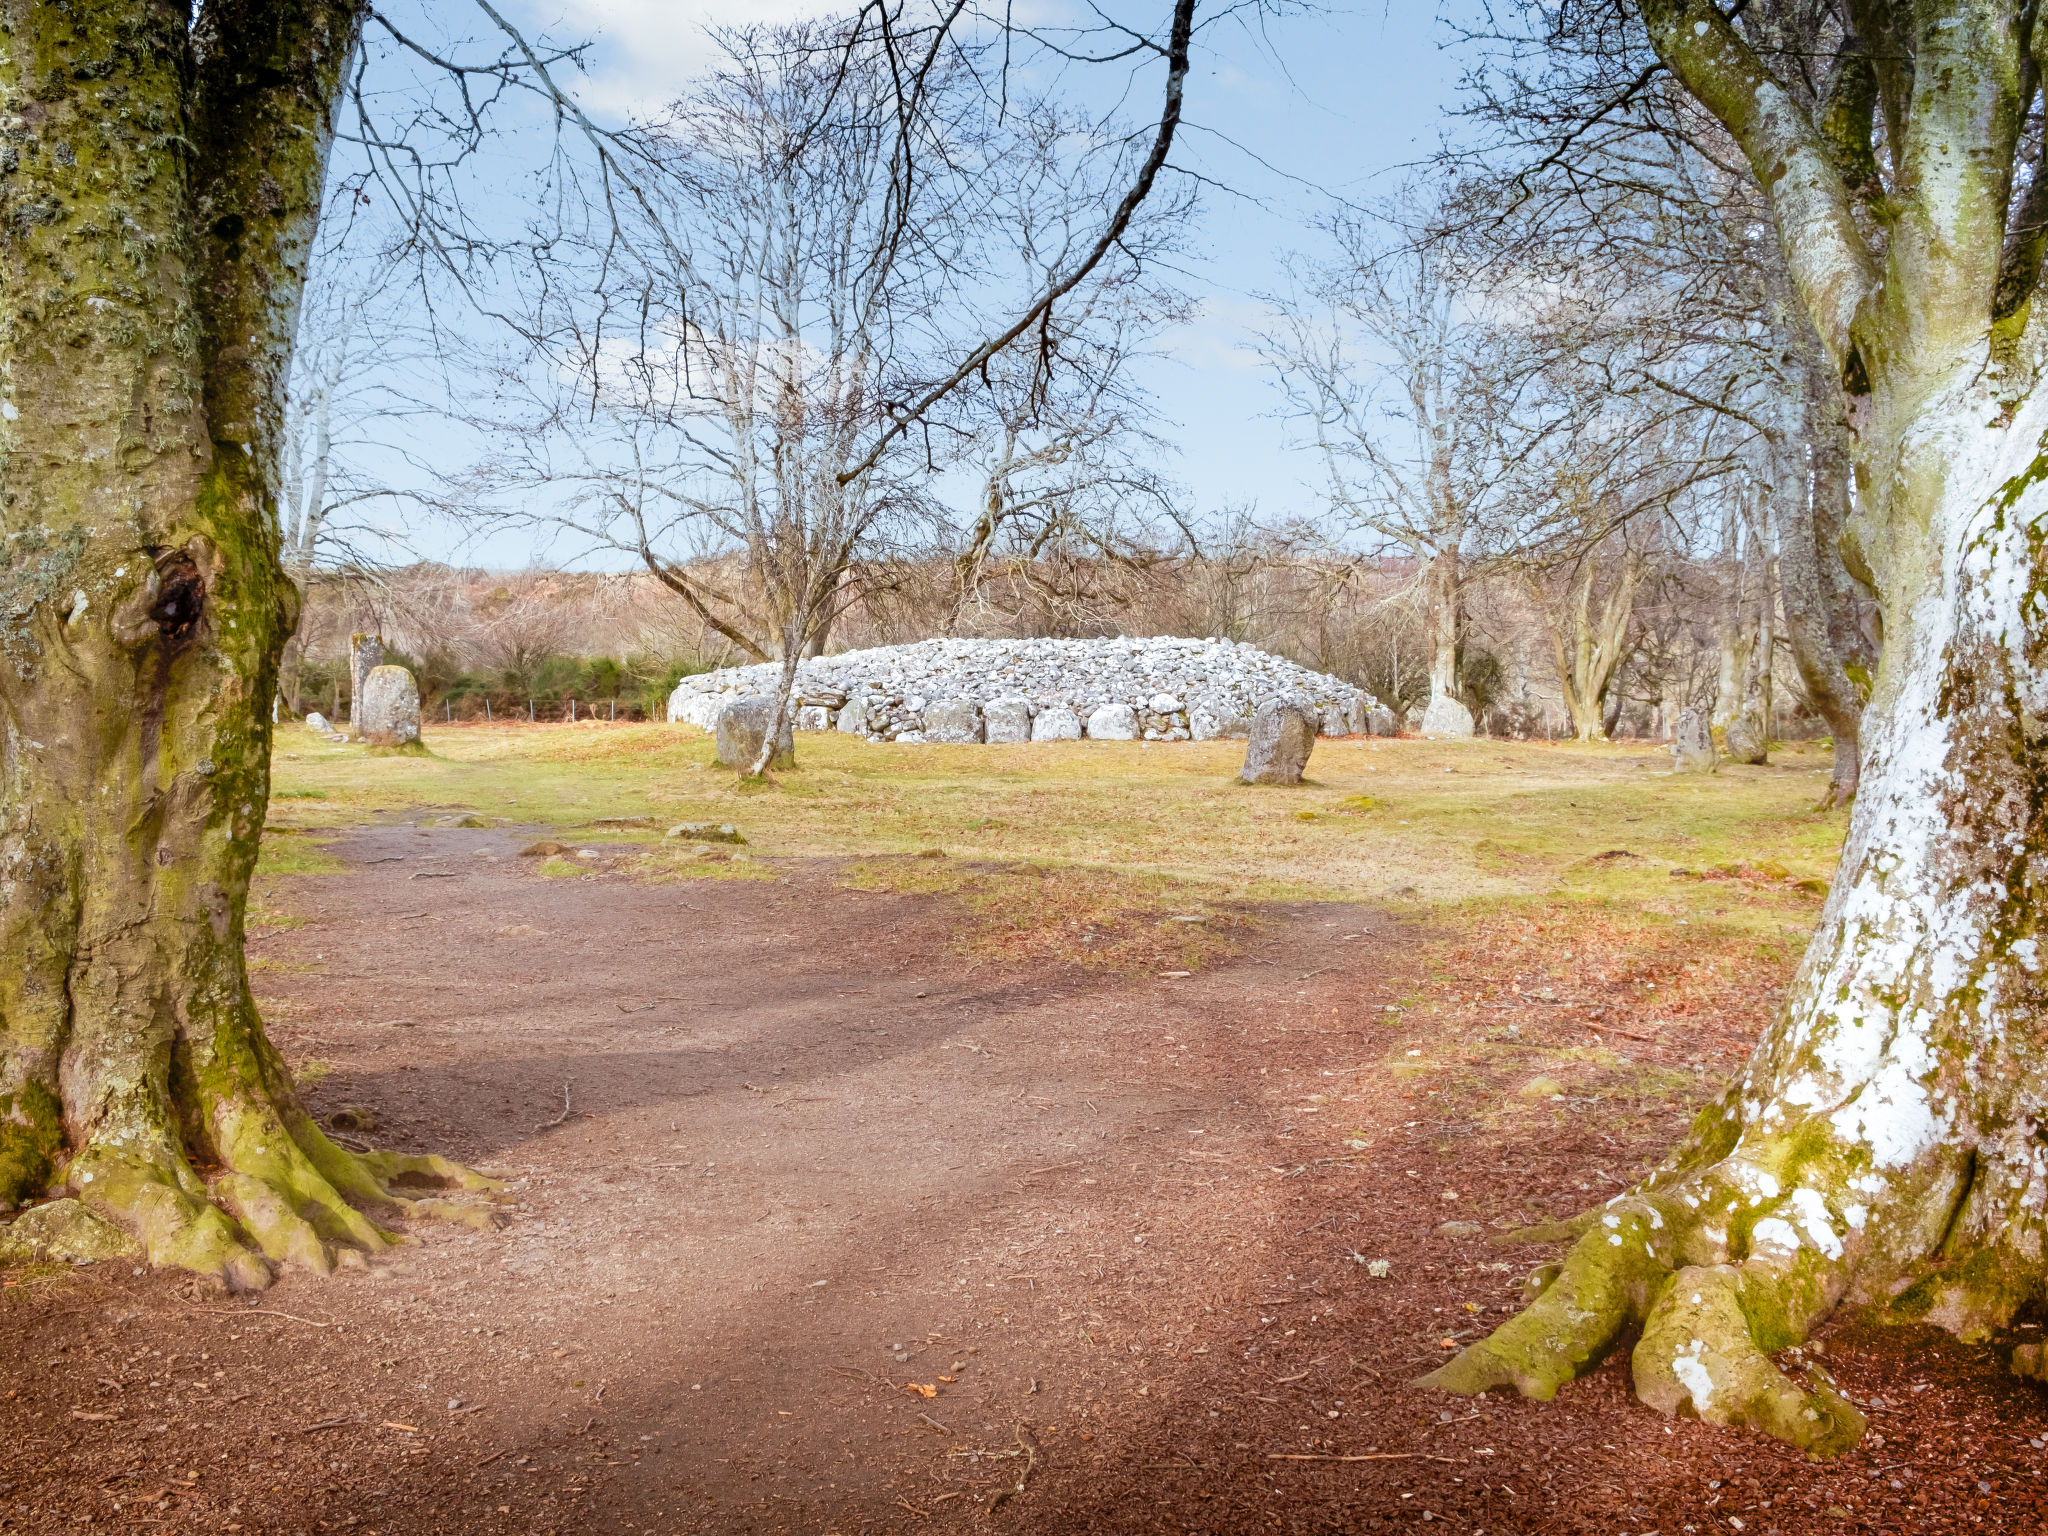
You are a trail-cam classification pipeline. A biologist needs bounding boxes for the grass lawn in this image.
[264,719,1848,947]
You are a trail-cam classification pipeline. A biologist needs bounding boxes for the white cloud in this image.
[524,0,852,116]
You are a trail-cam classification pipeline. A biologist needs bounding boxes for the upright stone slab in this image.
[347,633,384,737]
[1086,702,1138,740]
[1239,700,1316,785]
[1723,712,1768,764]
[923,698,983,743]
[1420,692,1476,739]
[983,696,1033,743]
[304,711,331,734]
[357,666,421,746]
[1368,705,1398,737]
[836,697,868,734]
[1320,704,1349,738]
[716,695,795,771]
[1031,705,1082,741]
[796,705,831,731]
[1672,708,1715,772]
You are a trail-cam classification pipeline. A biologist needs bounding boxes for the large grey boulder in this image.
[923,698,983,743]
[983,696,1034,743]
[1086,702,1138,740]
[1368,705,1398,737]
[796,705,832,731]
[716,695,795,771]
[1320,704,1349,738]
[1032,705,1082,741]
[357,665,421,746]
[1420,692,1476,739]
[1672,708,1715,772]
[1239,700,1316,785]
[836,697,868,734]
[1723,712,1768,764]
[304,711,331,733]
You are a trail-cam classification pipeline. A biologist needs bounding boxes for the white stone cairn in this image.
[666,637,1373,745]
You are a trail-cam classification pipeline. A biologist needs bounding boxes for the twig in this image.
[917,1411,951,1434]
[474,1449,508,1467]
[986,1427,1040,1513]
[1026,1162,1081,1176]
[894,1497,930,1517]
[204,1308,331,1328]
[536,1080,575,1131]
[1266,1452,1456,1463]
[1297,968,1331,981]
[299,1417,353,1434]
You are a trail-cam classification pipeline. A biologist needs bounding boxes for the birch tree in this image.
[1428,0,2048,1455]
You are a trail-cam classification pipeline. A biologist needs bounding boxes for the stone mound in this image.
[667,637,1377,743]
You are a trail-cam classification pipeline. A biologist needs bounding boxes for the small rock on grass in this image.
[665,822,746,844]
[1434,1221,1483,1239]
[521,840,569,858]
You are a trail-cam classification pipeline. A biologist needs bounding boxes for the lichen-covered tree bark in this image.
[1427,0,2048,1454]
[0,0,493,1290]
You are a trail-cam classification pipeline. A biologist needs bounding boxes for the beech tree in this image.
[0,1,509,1289]
[1427,0,2048,1452]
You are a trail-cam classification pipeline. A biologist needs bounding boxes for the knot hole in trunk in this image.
[148,548,205,650]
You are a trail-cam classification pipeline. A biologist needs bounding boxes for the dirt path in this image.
[4,818,2046,1534]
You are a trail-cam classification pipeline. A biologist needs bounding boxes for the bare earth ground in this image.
[5,812,2048,1534]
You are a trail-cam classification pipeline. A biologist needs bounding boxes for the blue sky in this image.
[351,2,1467,564]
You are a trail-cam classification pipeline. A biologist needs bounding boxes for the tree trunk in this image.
[1712,509,1756,736]
[1780,393,1872,806]
[1428,365,2048,1453]
[0,1,495,1290]
[1536,546,1643,743]
[1418,545,1475,737]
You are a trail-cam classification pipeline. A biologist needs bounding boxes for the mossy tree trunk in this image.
[0,0,490,1290]
[1428,0,2048,1454]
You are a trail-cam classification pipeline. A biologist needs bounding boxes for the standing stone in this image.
[983,696,1034,743]
[836,697,868,734]
[1239,700,1316,785]
[1320,704,1349,738]
[1723,712,1768,764]
[923,698,983,743]
[357,665,421,747]
[715,695,796,771]
[1031,705,1082,742]
[796,705,831,731]
[1420,692,1476,739]
[347,633,383,736]
[1188,705,1228,741]
[1086,702,1138,740]
[1368,705,1398,737]
[304,711,331,734]
[1346,696,1369,736]
[1672,708,1715,772]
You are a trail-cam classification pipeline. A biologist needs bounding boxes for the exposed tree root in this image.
[53,1085,509,1291]
[1419,1174,1872,1456]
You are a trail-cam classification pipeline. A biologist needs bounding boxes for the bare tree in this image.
[1261,212,1538,737]
[460,20,1192,771]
